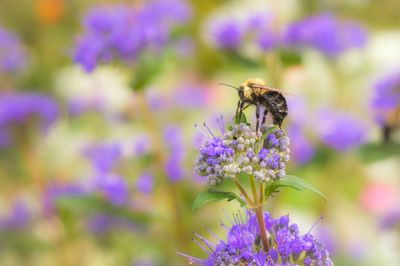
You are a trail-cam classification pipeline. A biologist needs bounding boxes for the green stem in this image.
[249,175,269,252]
[254,204,270,252]
[233,178,254,206]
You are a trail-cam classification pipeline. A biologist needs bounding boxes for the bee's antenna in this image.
[219,83,239,92]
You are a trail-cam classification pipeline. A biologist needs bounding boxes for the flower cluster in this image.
[74,0,191,71]
[317,110,367,152]
[0,92,59,131]
[182,212,333,266]
[195,121,290,185]
[0,25,27,74]
[208,11,367,58]
[84,143,129,206]
[210,14,279,52]
[285,13,367,56]
[370,72,400,124]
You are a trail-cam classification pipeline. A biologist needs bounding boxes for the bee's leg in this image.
[235,100,241,118]
[238,101,246,119]
[256,104,260,132]
[261,108,268,127]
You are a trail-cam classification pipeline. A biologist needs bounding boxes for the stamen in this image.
[308,215,324,234]
[216,114,225,134]
[203,122,215,138]
[194,123,209,138]
[223,208,234,225]
[205,226,222,241]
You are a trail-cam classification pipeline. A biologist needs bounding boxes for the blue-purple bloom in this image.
[164,126,185,182]
[212,20,244,50]
[0,25,28,74]
[0,201,31,230]
[74,0,191,71]
[83,143,122,174]
[181,212,333,265]
[0,92,59,133]
[285,13,367,57]
[87,213,137,234]
[93,174,129,206]
[136,172,154,194]
[43,182,88,215]
[195,118,290,185]
[210,14,280,52]
[370,72,400,124]
[316,109,367,152]
[288,124,315,165]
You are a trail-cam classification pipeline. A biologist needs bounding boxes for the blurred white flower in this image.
[54,66,133,115]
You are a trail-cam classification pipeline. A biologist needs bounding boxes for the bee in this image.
[220,78,290,132]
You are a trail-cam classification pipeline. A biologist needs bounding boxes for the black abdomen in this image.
[262,92,288,127]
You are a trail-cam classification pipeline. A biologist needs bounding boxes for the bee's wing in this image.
[253,85,294,96]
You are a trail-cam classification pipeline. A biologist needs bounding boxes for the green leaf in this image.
[192,189,246,212]
[359,143,400,163]
[265,175,326,200]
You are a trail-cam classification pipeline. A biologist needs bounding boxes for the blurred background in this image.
[0,0,399,265]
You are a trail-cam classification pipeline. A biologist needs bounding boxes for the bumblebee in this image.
[221,78,290,131]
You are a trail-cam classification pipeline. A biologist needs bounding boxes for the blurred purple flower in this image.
[0,25,27,74]
[88,213,137,234]
[212,20,244,50]
[136,172,154,194]
[288,124,315,165]
[380,209,400,230]
[133,135,152,156]
[173,84,209,108]
[317,109,367,152]
[164,126,185,182]
[74,0,191,71]
[370,72,400,124]
[285,13,367,56]
[0,201,30,230]
[0,92,59,131]
[43,182,88,215]
[83,143,122,174]
[93,174,129,206]
[211,13,281,52]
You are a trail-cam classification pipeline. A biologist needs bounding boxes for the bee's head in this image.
[243,78,266,89]
[241,78,265,100]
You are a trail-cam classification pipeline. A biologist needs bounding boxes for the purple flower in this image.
[380,209,400,230]
[43,182,88,215]
[0,92,59,131]
[0,25,27,74]
[136,172,154,194]
[195,118,290,184]
[93,174,129,206]
[74,1,191,71]
[164,126,185,182]
[133,135,152,156]
[212,20,244,50]
[87,213,137,234]
[288,124,315,165]
[370,72,400,124]
[0,201,30,230]
[285,13,367,56]
[316,109,367,152]
[211,13,280,52]
[181,212,333,265]
[83,143,122,174]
